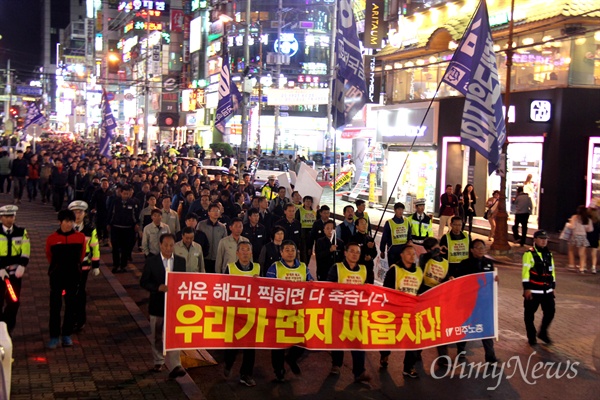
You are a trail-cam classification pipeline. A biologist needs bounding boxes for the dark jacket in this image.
[455,256,494,278]
[10,157,28,178]
[275,217,302,247]
[353,231,377,283]
[258,241,281,277]
[50,166,69,187]
[242,222,267,260]
[140,254,186,316]
[315,236,344,279]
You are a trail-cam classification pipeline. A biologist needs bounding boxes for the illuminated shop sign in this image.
[375,105,437,145]
[228,34,268,48]
[124,20,164,33]
[118,1,166,12]
[190,0,207,12]
[529,100,552,123]
[274,33,299,57]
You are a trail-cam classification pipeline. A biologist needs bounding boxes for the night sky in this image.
[0,0,43,78]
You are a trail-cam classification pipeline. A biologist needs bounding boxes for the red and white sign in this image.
[170,9,184,33]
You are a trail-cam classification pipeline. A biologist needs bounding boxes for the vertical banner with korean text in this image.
[164,272,497,351]
[441,0,506,174]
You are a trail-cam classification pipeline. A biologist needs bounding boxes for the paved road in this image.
[6,193,600,399]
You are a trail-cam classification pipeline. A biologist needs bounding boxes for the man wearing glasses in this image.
[453,239,499,364]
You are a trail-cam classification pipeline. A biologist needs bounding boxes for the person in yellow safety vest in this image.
[379,202,412,267]
[167,146,180,158]
[380,245,423,378]
[439,216,470,276]
[266,240,314,382]
[522,230,556,346]
[223,241,259,387]
[408,198,434,246]
[295,195,316,264]
[260,175,278,200]
[353,199,371,236]
[68,201,101,332]
[326,242,371,383]
[0,205,30,334]
[417,237,451,369]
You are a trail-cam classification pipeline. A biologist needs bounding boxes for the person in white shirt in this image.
[215,218,249,273]
[142,209,170,257]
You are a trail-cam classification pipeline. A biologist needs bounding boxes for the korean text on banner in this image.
[441,0,506,175]
[330,171,351,191]
[164,272,497,351]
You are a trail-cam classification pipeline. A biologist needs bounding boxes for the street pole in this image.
[272,0,283,155]
[143,10,150,154]
[491,0,515,253]
[240,0,251,177]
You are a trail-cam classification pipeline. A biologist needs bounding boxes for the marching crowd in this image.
[0,141,561,388]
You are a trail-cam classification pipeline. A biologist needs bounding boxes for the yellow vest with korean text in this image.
[394,265,423,296]
[389,218,410,246]
[423,258,449,288]
[275,261,307,282]
[336,262,367,285]
[446,233,470,264]
[227,262,260,277]
[298,207,317,229]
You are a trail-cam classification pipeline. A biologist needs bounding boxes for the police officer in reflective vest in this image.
[379,202,412,267]
[223,242,260,387]
[439,216,470,277]
[381,245,423,378]
[408,198,433,246]
[295,195,316,264]
[68,200,101,332]
[326,242,371,383]
[266,240,314,382]
[0,205,30,334]
[522,230,555,345]
[260,175,278,200]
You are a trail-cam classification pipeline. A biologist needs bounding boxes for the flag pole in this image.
[328,0,338,219]
[491,0,515,252]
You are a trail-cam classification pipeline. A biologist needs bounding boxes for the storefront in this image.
[436,88,600,231]
[372,102,439,213]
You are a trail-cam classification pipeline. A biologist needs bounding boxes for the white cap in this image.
[68,200,89,211]
[414,198,426,206]
[0,205,18,216]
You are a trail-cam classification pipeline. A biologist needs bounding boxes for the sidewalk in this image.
[4,194,196,400]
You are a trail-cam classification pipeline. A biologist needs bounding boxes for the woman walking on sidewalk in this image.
[486,191,500,241]
[587,203,600,274]
[567,205,593,273]
[462,184,477,235]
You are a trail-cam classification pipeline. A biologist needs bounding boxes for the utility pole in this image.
[491,0,515,253]
[143,10,150,154]
[240,0,251,176]
[272,0,283,155]
[4,59,12,137]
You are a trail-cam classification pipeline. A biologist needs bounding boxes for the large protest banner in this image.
[164,272,496,351]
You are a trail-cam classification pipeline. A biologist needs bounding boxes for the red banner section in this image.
[164,272,497,351]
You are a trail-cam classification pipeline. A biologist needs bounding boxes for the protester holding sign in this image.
[223,242,260,387]
[380,245,424,378]
[266,240,314,382]
[326,242,371,383]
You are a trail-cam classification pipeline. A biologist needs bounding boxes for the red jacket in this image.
[28,163,40,179]
[45,229,86,275]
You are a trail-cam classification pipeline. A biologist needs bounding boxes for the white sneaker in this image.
[591,266,597,274]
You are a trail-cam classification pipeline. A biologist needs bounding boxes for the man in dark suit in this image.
[140,233,188,380]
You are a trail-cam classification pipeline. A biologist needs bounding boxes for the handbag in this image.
[483,199,498,220]
[559,223,573,241]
